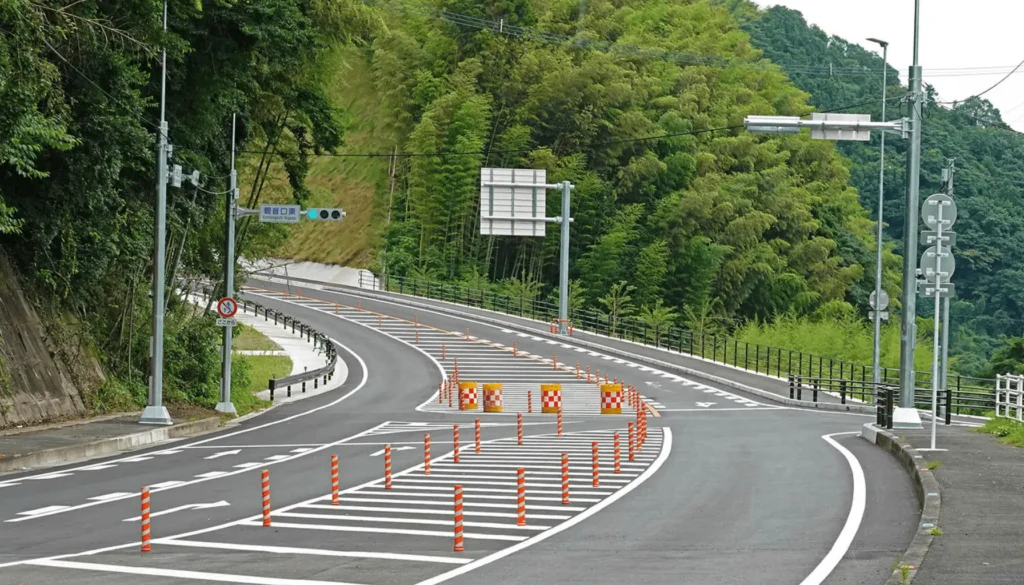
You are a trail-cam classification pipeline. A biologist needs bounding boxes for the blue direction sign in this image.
[259,204,301,224]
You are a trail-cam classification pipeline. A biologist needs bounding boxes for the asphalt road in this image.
[0,283,918,585]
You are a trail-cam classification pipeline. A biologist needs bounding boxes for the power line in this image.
[940,54,1024,105]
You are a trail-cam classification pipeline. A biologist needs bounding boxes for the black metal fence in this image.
[196,287,339,402]
[362,272,996,413]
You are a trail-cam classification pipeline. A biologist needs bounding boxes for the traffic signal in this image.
[305,208,346,221]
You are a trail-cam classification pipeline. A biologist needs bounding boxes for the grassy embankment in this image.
[231,324,291,415]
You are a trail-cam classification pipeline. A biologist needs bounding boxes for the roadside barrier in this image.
[541,384,561,414]
[262,470,271,526]
[454,485,465,552]
[384,444,392,489]
[459,381,478,411]
[600,384,623,415]
[517,467,526,526]
[424,434,431,475]
[141,487,151,552]
[331,454,339,505]
[592,442,599,487]
[483,384,503,413]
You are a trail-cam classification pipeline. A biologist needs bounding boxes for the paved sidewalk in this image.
[901,423,1024,584]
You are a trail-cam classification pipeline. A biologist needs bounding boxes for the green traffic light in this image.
[307,209,317,220]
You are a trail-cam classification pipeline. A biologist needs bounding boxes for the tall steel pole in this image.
[895,0,924,426]
[141,0,173,425]
[557,181,573,335]
[869,39,889,388]
[216,115,239,415]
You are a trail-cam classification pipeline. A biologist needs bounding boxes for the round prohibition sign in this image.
[217,297,238,319]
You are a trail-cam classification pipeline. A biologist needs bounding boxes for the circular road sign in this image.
[922,193,957,231]
[920,246,956,283]
[217,297,238,319]
[869,289,890,311]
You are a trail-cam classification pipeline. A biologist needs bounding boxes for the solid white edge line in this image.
[244,290,447,413]
[413,427,673,585]
[798,432,866,585]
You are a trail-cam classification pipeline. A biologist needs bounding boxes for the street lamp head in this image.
[867,37,889,48]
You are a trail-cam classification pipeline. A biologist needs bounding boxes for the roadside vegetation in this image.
[978,417,1024,447]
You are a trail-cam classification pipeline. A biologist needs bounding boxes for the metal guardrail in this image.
[995,374,1024,422]
[361,272,996,412]
[195,287,338,402]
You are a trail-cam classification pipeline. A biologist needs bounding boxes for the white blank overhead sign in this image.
[480,168,546,237]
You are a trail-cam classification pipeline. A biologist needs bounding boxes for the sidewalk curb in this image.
[0,416,221,474]
[861,423,940,584]
[298,281,875,415]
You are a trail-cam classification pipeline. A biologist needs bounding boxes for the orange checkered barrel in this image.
[458,381,479,411]
[540,383,562,414]
[483,383,503,413]
[600,384,624,415]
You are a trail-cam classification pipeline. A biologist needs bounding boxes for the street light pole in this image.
[868,38,889,389]
[216,115,239,415]
[895,0,925,428]
[141,0,173,425]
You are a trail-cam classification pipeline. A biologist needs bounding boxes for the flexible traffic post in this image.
[475,418,481,454]
[553,354,557,370]
[466,328,470,340]
[587,365,591,383]
[517,412,523,446]
[527,390,533,413]
[357,300,361,311]
[614,433,621,474]
[605,374,610,385]
[454,425,460,463]
[561,453,570,505]
[262,469,271,526]
[576,362,580,379]
[140,486,152,552]
[628,422,636,462]
[448,379,453,408]
[453,485,465,552]
[592,441,599,487]
[334,302,339,314]
[439,382,443,404]
[442,344,446,359]
[384,444,392,490]
[377,314,382,327]
[557,407,563,437]
[331,454,340,505]
[416,329,419,344]
[513,341,517,356]
[517,467,526,526]
[424,433,431,475]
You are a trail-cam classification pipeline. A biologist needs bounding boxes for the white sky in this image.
[754,1,1024,129]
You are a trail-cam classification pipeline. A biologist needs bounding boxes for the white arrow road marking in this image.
[123,501,230,522]
[204,449,242,460]
[696,402,717,408]
[369,446,415,457]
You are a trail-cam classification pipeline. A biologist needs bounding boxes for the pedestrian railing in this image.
[194,286,339,401]
[995,374,1024,422]
[361,272,996,414]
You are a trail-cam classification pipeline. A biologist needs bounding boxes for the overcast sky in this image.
[754,1,1024,129]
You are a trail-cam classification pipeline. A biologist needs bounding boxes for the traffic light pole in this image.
[140,0,173,425]
[216,115,239,415]
[557,181,572,335]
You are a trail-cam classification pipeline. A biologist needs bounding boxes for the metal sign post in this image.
[480,168,575,335]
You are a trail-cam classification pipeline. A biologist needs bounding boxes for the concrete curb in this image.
[0,416,221,474]
[860,422,940,585]
[296,280,875,415]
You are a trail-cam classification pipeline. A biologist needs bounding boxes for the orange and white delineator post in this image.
[561,453,570,504]
[459,381,478,411]
[384,444,393,489]
[628,421,636,462]
[424,434,431,476]
[553,354,558,371]
[474,418,482,454]
[600,384,624,415]
[262,469,271,526]
[576,362,580,378]
[447,378,453,408]
[613,433,621,474]
[438,382,443,404]
[516,467,526,527]
[517,412,523,446]
[453,425,461,463]
[331,454,340,505]
[557,407,564,437]
[587,365,592,383]
[527,390,533,413]
[483,383,503,413]
[541,384,561,414]
[140,486,152,552]
[592,441,600,488]
[453,485,465,553]
[513,341,517,356]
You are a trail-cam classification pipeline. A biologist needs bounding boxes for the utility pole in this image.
[216,115,239,415]
[557,181,572,335]
[894,0,925,428]
[140,0,173,425]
